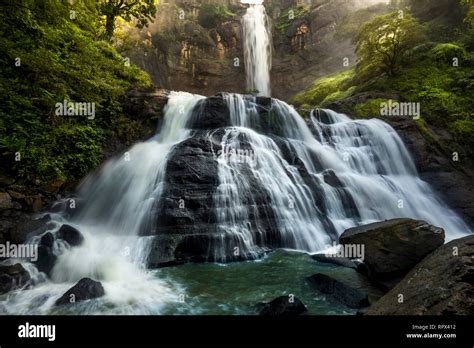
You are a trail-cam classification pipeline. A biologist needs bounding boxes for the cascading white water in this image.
[2,92,204,314]
[242,0,272,96]
[214,94,469,259]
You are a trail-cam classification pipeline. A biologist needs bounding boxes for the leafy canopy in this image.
[98,0,156,40]
[355,10,425,77]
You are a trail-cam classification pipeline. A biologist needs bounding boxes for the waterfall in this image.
[2,92,470,314]
[2,92,204,314]
[212,94,469,260]
[242,0,272,96]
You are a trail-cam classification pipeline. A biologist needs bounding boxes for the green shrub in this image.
[198,3,235,29]
[430,43,468,64]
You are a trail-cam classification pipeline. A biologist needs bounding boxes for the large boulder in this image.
[366,235,474,315]
[55,278,105,306]
[0,263,30,294]
[57,224,84,247]
[257,295,308,316]
[339,218,445,287]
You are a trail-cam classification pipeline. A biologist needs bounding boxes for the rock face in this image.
[0,263,30,294]
[55,278,105,306]
[366,235,474,315]
[257,295,308,316]
[122,0,367,100]
[147,94,308,265]
[339,218,445,287]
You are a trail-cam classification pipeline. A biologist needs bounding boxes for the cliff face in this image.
[120,0,371,100]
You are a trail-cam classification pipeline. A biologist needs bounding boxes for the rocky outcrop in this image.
[57,224,84,247]
[365,235,474,315]
[34,225,84,276]
[0,263,30,294]
[121,0,369,100]
[257,295,308,316]
[55,278,105,306]
[339,218,445,289]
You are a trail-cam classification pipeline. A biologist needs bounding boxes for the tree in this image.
[355,10,425,77]
[98,0,156,40]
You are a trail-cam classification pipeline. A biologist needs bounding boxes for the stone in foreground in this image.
[366,235,474,315]
[257,295,308,316]
[339,218,445,286]
[55,278,105,306]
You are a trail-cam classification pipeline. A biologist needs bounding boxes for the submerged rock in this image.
[57,224,84,247]
[257,295,308,316]
[0,263,30,294]
[307,273,370,309]
[339,218,445,289]
[366,235,474,315]
[55,278,105,306]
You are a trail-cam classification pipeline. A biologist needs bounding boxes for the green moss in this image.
[290,69,355,107]
[353,99,388,119]
[275,5,310,32]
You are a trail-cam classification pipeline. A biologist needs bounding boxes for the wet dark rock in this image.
[40,232,55,248]
[57,224,84,247]
[366,235,474,315]
[340,218,445,289]
[257,295,308,316]
[0,263,30,294]
[6,214,51,245]
[55,278,105,306]
[186,96,231,130]
[307,273,370,309]
[34,245,56,276]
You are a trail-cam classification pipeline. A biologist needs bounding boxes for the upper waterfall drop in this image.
[242,0,272,96]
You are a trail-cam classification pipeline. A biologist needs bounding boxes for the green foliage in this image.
[291,69,355,106]
[98,0,157,40]
[198,3,235,29]
[292,2,474,162]
[431,43,468,63]
[355,10,426,77]
[0,1,151,183]
[354,99,388,119]
[275,6,309,32]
